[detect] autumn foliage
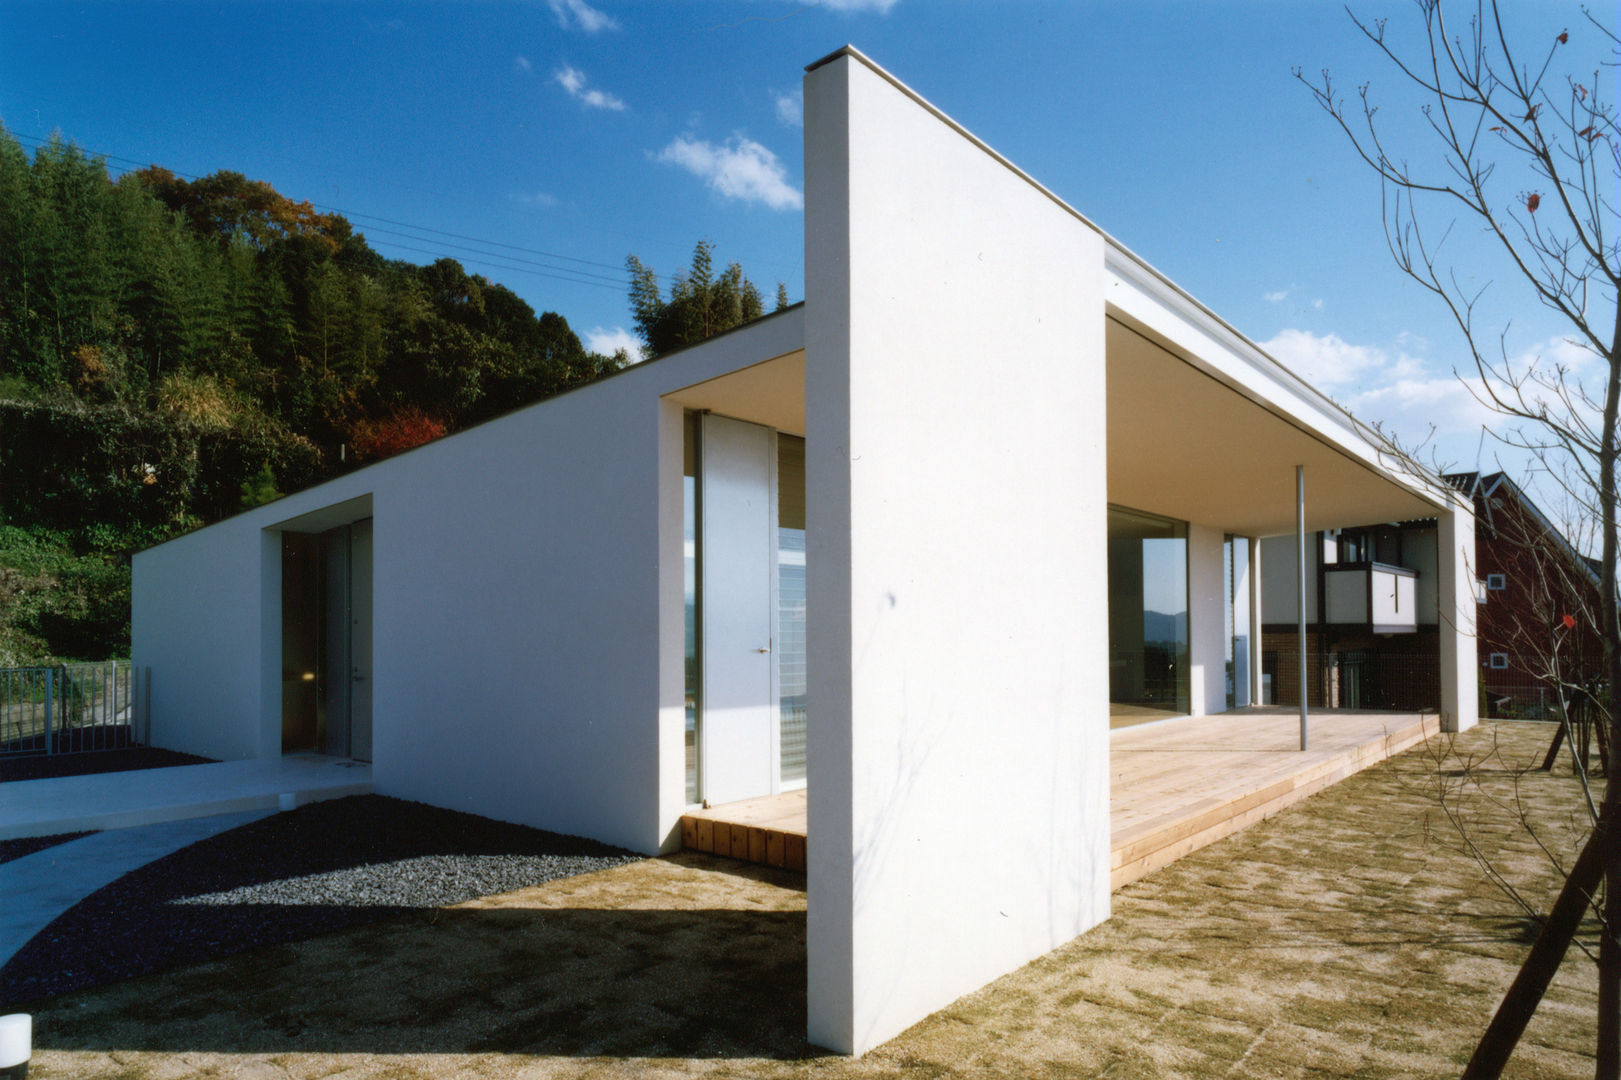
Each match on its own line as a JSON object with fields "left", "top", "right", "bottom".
{"left": 345, "top": 407, "right": 447, "bottom": 462}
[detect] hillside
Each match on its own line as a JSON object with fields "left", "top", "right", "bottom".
{"left": 0, "top": 128, "right": 627, "bottom": 664}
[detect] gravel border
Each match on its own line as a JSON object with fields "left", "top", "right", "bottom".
{"left": 0, "top": 831, "right": 95, "bottom": 865}
{"left": 0, "top": 794, "right": 640, "bottom": 1007}
{"left": 0, "top": 746, "right": 216, "bottom": 783}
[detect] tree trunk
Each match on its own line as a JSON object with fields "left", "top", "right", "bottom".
{"left": 1465, "top": 809, "right": 1610, "bottom": 1077}
{"left": 1594, "top": 293, "right": 1621, "bottom": 1079}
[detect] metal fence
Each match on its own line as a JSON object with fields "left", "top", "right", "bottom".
{"left": 1, "top": 661, "right": 146, "bottom": 756}
{"left": 1262, "top": 651, "right": 1440, "bottom": 712}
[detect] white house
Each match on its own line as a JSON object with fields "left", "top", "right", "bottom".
{"left": 132, "top": 47, "right": 1478, "bottom": 1055}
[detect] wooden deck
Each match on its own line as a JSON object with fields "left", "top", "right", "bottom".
{"left": 680, "top": 709, "right": 1439, "bottom": 885}
{"left": 680, "top": 788, "right": 807, "bottom": 871}
{"left": 1109, "top": 708, "right": 1437, "bottom": 888}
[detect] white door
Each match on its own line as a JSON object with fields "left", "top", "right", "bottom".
{"left": 349, "top": 518, "right": 374, "bottom": 762}
{"left": 700, "top": 414, "right": 776, "bottom": 805}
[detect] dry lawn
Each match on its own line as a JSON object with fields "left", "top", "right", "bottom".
{"left": 26, "top": 720, "right": 1601, "bottom": 1078}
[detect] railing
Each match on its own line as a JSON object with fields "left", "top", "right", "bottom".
{"left": 1, "top": 661, "right": 146, "bottom": 756}
{"left": 1263, "top": 651, "right": 1439, "bottom": 712}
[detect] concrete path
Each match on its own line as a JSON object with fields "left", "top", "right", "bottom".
{"left": 0, "top": 810, "right": 273, "bottom": 969}
{"left": 0, "top": 756, "right": 372, "bottom": 840}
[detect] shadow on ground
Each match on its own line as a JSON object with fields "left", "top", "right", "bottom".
{"left": 26, "top": 854, "right": 816, "bottom": 1062}
{"left": 37, "top": 905, "right": 810, "bottom": 1059}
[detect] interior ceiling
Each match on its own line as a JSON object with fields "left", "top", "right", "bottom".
{"left": 1106, "top": 317, "right": 1440, "bottom": 538}
{"left": 664, "top": 350, "right": 806, "bottom": 435}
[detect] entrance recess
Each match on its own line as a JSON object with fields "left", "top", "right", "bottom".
{"left": 280, "top": 517, "right": 373, "bottom": 760}
{"left": 699, "top": 414, "right": 777, "bottom": 805}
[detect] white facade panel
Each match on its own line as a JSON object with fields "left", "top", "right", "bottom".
{"left": 1188, "top": 524, "right": 1227, "bottom": 716}
{"left": 1408, "top": 525, "right": 1440, "bottom": 625}
{"left": 133, "top": 308, "right": 806, "bottom": 855}
{"left": 1259, "top": 534, "right": 1319, "bottom": 625}
{"left": 1325, "top": 569, "right": 1370, "bottom": 624}
{"left": 1369, "top": 567, "right": 1415, "bottom": 628}
{"left": 1438, "top": 501, "right": 1480, "bottom": 732}
{"left": 805, "top": 52, "right": 1110, "bottom": 1055}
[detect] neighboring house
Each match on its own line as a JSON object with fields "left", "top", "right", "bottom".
{"left": 1258, "top": 520, "right": 1441, "bottom": 711}
{"left": 1448, "top": 471, "right": 1609, "bottom": 718}
{"left": 1258, "top": 471, "right": 1605, "bottom": 719}
{"left": 132, "top": 48, "right": 1480, "bottom": 1055}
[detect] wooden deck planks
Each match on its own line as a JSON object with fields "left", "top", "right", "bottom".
{"left": 678, "top": 710, "right": 1438, "bottom": 884}
{"left": 680, "top": 788, "right": 807, "bottom": 872}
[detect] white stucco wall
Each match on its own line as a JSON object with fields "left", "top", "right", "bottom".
{"left": 1408, "top": 525, "right": 1440, "bottom": 625}
{"left": 804, "top": 51, "right": 1111, "bottom": 1055}
{"left": 1259, "top": 533, "right": 1321, "bottom": 625}
{"left": 133, "top": 308, "right": 806, "bottom": 855}
{"left": 1438, "top": 500, "right": 1480, "bottom": 732}
{"left": 1325, "top": 570, "right": 1369, "bottom": 624}
{"left": 1188, "top": 523, "right": 1227, "bottom": 716}
{"left": 1370, "top": 569, "right": 1416, "bottom": 627}
{"left": 133, "top": 529, "right": 281, "bottom": 762}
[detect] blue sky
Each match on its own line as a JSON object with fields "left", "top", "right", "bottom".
{"left": 2, "top": 0, "right": 1612, "bottom": 499}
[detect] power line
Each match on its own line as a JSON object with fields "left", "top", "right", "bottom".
{"left": 366, "top": 239, "right": 626, "bottom": 292}
{"left": 358, "top": 224, "right": 630, "bottom": 287}
{"left": 5, "top": 129, "right": 660, "bottom": 286}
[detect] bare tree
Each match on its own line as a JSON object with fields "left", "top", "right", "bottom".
{"left": 1297, "top": 1, "right": 1619, "bottom": 1072}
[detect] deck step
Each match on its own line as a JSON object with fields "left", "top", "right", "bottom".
{"left": 680, "top": 789, "right": 807, "bottom": 871}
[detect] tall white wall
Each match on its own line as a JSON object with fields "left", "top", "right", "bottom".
{"left": 1259, "top": 534, "right": 1319, "bottom": 625}
{"left": 133, "top": 529, "right": 280, "bottom": 761}
{"left": 1188, "top": 523, "right": 1227, "bottom": 716}
{"left": 804, "top": 51, "right": 1111, "bottom": 1055}
{"left": 1438, "top": 500, "right": 1480, "bottom": 732}
{"left": 1407, "top": 525, "right": 1440, "bottom": 626}
{"left": 133, "top": 309, "right": 805, "bottom": 855}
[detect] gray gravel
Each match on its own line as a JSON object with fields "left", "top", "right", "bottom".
{"left": 0, "top": 794, "right": 639, "bottom": 1007}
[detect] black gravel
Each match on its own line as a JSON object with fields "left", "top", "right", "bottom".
{"left": 0, "top": 831, "right": 95, "bottom": 864}
{"left": 0, "top": 794, "right": 640, "bottom": 1007}
{"left": 0, "top": 746, "right": 216, "bottom": 783}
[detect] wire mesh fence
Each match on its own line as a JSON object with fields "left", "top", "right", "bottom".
{"left": 1262, "top": 651, "right": 1441, "bottom": 712}
{"left": 1, "top": 661, "right": 144, "bottom": 756}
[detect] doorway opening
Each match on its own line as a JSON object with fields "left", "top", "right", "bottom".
{"left": 281, "top": 518, "right": 373, "bottom": 759}
{"left": 684, "top": 411, "right": 805, "bottom": 807}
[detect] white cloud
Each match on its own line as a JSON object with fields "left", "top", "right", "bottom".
{"left": 1261, "top": 328, "right": 1499, "bottom": 461}
{"left": 585, "top": 326, "right": 644, "bottom": 362}
{"left": 549, "top": 0, "right": 619, "bottom": 33}
{"left": 554, "top": 66, "right": 626, "bottom": 111}
{"left": 774, "top": 89, "right": 803, "bottom": 127}
{"left": 1263, "top": 289, "right": 1289, "bottom": 303}
{"left": 655, "top": 135, "right": 803, "bottom": 211}
{"left": 1312, "top": 298, "right": 1324, "bottom": 310}
{"left": 512, "top": 190, "right": 557, "bottom": 208}
{"left": 1262, "top": 329, "right": 1390, "bottom": 388}
{"left": 513, "top": 56, "right": 532, "bottom": 73}
{"left": 819, "top": 0, "right": 900, "bottom": 11}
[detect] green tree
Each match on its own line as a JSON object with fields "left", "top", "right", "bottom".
{"left": 626, "top": 240, "right": 781, "bottom": 359}
{"left": 238, "top": 461, "right": 280, "bottom": 510}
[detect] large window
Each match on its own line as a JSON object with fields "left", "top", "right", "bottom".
{"left": 684, "top": 412, "right": 701, "bottom": 805}
{"left": 1108, "top": 507, "right": 1190, "bottom": 722}
{"left": 1224, "top": 534, "right": 1251, "bottom": 709}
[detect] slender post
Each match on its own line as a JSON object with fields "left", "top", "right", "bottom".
{"left": 43, "top": 666, "right": 53, "bottom": 755}
{"left": 1296, "top": 465, "right": 1308, "bottom": 751}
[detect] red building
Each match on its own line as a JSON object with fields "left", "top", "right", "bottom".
{"left": 1260, "top": 472, "right": 1605, "bottom": 719}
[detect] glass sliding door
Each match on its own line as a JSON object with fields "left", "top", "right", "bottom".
{"left": 684, "top": 412, "right": 701, "bottom": 805}
{"left": 777, "top": 434, "right": 807, "bottom": 785}
{"left": 1224, "top": 534, "right": 1252, "bottom": 709}
{"left": 1107, "top": 506, "right": 1190, "bottom": 723}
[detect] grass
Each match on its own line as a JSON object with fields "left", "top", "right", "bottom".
{"left": 22, "top": 720, "right": 1601, "bottom": 1079}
